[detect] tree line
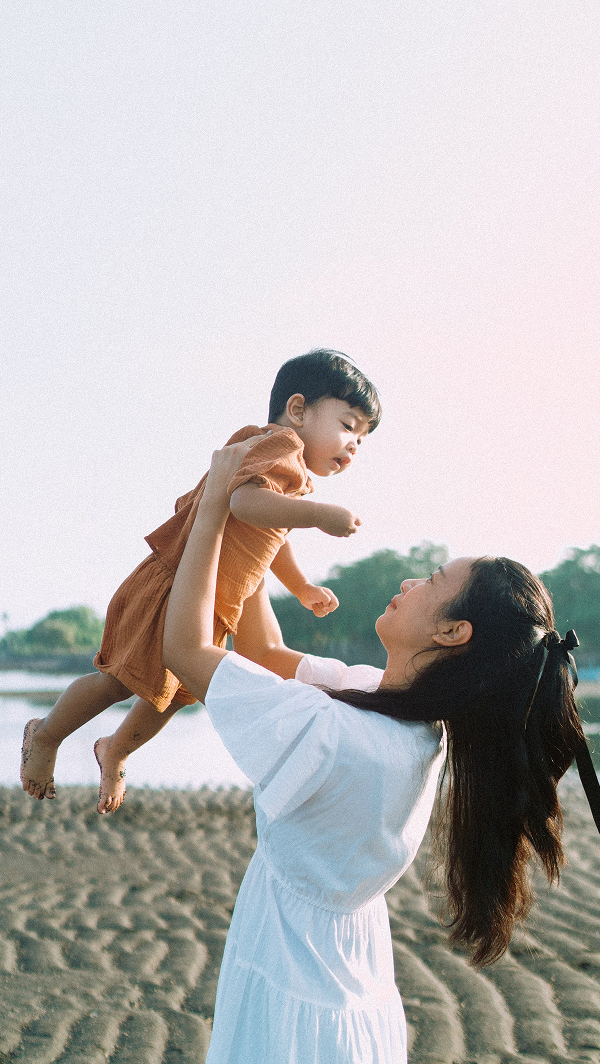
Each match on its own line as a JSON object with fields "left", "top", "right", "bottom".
{"left": 0, "top": 606, "right": 104, "bottom": 665}
{"left": 1, "top": 544, "right": 599, "bottom": 669}
{"left": 272, "top": 543, "right": 600, "bottom": 668}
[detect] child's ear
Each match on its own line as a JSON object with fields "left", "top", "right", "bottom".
{"left": 286, "top": 394, "right": 306, "bottom": 427}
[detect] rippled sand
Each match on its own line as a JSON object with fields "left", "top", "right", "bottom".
{"left": 1, "top": 779, "right": 599, "bottom": 1063}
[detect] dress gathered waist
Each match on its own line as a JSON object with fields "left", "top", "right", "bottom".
{"left": 255, "top": 841, "right": 390, "bottom": 916}
{"left": 227, "top": 848, "right": 398, "bottom": 1007}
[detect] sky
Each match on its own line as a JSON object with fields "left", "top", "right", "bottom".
{"left": 2, "top": 0, "right": 599, "bottom": 632}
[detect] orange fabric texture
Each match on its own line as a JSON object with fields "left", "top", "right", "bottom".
{"left": 94, "top": 425, "right": 312, "bottom": 711}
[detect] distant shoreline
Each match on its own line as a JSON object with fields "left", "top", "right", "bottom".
{"left": 0, "top": 653, "right": 96, "bottom": 673}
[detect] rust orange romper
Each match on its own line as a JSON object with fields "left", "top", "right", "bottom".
{"left": 93, "top": 425, "right": 313, "bottom": 711}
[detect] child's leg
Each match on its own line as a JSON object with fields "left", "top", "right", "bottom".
{"left": 20, "top": 672, "right": 134, "bottom": 801}
{"left": 94, "top": 697, "right": 182, "bottom": 815}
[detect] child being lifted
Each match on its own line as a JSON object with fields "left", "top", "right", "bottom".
{"left": 21, "top": 349, "right": 381, "bottom": 813}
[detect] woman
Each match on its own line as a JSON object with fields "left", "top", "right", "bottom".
{"left": 163, "top": 439, "right": 589, "bottom": 1064}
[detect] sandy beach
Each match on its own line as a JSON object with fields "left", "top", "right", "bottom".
{"left": 1, "top": 778, "right": 599, "bottom": 1064}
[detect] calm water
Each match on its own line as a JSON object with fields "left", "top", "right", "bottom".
{"left": 2, "top": 670, "right": 599, "bottom": 790}
{"left": 0, "top": 671, "right": 250, "bottom": 790}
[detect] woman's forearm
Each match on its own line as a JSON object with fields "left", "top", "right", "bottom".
{"left": 163, "top": 443, "right": 264, "bottom": 702}
{"left": 163, "top": 491, "right": 229, "bottom": 702}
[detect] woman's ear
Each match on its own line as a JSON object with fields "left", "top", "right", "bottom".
{"left": 286, "top": 394, "right": 306, "bottom": 427}
{"left": 432, "top": 619, "right": 473, "bottom": 648}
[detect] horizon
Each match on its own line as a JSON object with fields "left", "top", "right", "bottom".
{"left": 3, "top": 538, "right": 599, "bottom": 634}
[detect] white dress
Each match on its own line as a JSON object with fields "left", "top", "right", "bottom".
{"left": 204, "top": 652, "right": 444, "bottom": 1064}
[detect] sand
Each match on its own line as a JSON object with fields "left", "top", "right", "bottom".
{"left": 1, "top": 779, "right": 599, "bottom": 1064}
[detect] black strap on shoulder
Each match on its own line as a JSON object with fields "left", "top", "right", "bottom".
{"left": 575, "top": 740, "right": 600, "bottom": 834}
{"left": 550, "top": 629, "right": 600, "bottom": 834}
{"left": 562, "top": 629, "right": 600, "bottom": 834}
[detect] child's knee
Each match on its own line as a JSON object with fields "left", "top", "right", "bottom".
{"left": 96, "top": 672, "right": 133, "bottom": 701}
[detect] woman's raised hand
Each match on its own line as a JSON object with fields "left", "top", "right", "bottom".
{"left": 203, "top": 432, "right": 270, "bottom": 509}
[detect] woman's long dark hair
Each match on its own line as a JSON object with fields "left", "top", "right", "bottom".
{"left": 327, "top": 558, "right": 585, "bottom": 967}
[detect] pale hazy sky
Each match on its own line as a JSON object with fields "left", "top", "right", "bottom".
{"left": 2, "top": 0, "right": 599, "bottom": 630}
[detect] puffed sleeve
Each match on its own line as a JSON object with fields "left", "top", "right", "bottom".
{"left": 227, "top": 427, "right": 312, "bottom": 498}
{"left": 205, "top": 652, "right": 339, "bottom": 822}
{"left": 295, "top": 653, "right": 384, "bottom": 692}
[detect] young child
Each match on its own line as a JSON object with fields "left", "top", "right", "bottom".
{"left": 21, "top": 349, "right": 381, "bottom": 813}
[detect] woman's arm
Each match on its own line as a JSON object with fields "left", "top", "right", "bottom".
{"left": 232, "top": 579, "right": 304, "bottom": 680}
{"left": 163, "top": 440, "right": 262, "bottom": 703}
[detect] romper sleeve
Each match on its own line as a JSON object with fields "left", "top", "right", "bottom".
{"left": 227, "top": 427, "right": 312, "bottom": 498}
{"left": 205, "top": 652, "right": 339, "bottom": 822}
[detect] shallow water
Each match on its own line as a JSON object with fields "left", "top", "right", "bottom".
{"left": 0, "top": 674, "right": 250, "bottom": 790}
{"left": 2, "top": 671, "right": 599, "bottom": 789}
{"left": 0, "top": 670, "right": 95, "bottom": 693}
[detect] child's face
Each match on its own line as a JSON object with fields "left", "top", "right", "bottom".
{"left": 294, "top": 398, "right": 371, "bottom": 477}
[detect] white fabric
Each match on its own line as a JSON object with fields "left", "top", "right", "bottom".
{"left": 204, "top": 652, "right": 444, "bottom": 1064}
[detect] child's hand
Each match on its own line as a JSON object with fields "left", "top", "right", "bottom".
{"left": 297, "top": 584, "right": 339, "bottom": 618}
{"left": 316, "top": 504, "right": 361, "bottom": 538}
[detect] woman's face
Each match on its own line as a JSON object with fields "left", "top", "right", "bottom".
{"left": 376, "top": 557, "right": 475, "bottom": 655}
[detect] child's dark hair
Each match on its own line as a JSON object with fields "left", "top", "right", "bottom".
{"left": 268, "top": 349, "right": 381, "bottom": 430}
{"left": 326, "top": 557, "right": 585, "bottom": 967}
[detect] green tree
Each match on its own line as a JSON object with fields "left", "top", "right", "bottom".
{"left": 539, "top": 546, "right": 600, "bottom": 663}
{"left": 0, "top": 606, "right": 105, "bottom": 660}
{"left": 272, "top": 542, "right": 449, "bottom": 667}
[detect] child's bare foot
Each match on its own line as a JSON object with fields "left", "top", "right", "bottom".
{"left": 20, "top": 719, "right": 58, "bottom": 800}
{"left": 94, "top": 737, "right": 127, "bottom": 814}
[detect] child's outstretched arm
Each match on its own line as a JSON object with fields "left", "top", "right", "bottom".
{"left": 230, "top": 483, "right": 361, "bottom": 538}
{"left": 270, "top": 540, "right": 339, "bottom": 618}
